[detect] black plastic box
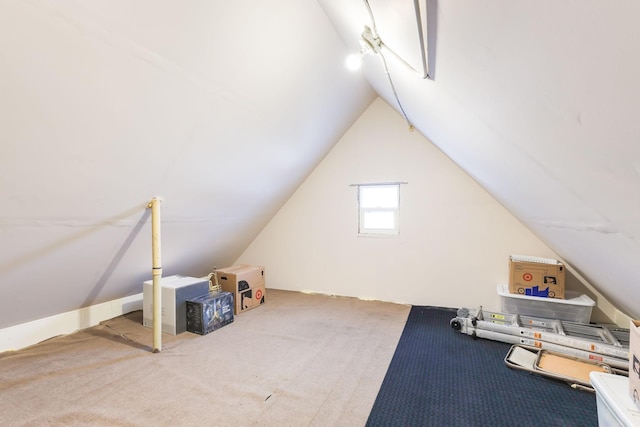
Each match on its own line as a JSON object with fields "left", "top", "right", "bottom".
{"left": 186, "top": 291, "right": 234, "bottom": 335}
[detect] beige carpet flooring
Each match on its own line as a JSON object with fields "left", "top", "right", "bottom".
{"left": 0, "top": 289, "right": 410, "bottom": 427}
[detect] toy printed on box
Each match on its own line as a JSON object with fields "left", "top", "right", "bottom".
{"left": 518, "top": 275, "right": 558, "bottom": 297}
{"left": 520, "top": 284, "right": 554, "bottom": 298}
{"left": 204, "top": 297, "right": 230, "bottom": 329}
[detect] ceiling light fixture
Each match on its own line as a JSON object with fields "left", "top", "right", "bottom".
{"left": 349, "top": 21, "right": 414, "bottom": 131}
{"left": 344, "top": 26, "right": 381, "bottom": 71}
{"left": 360, "top": 25, "right": 381, "bottom": 55}
{"left": 345, "top": 52, "right": 364, "bottom": 71}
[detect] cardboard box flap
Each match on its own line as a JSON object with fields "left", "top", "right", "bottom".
{"left": 217, "top": 265, "right": 264, "bottom": 289}
{"left": 510, "top": 254, "right": 563, "bottom": 265}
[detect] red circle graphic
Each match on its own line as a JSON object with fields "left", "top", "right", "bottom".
{"left": 523, "top": 273, "right": 533, "bottom": 281}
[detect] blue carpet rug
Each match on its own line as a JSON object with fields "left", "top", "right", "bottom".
{"left": 366, "top": 306, "right": 598, "bottom": 427}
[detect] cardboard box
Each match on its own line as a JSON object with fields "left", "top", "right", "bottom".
{"left": 217, "top": 264, "right": 265, "bottom": 314}
{"left": 630, "top": 320, "right": 640, "bottom": 410}
{"left": 509, "top": 255, "right": 565, "bottom": 299}
{"left": 186, "top": 291, "right": 234, "bottom": 335}
{"left": 142, "top": 275, "right": 210, "bottom": 335}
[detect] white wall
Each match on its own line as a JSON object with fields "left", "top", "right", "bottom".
{"left": 0, "top": 293, "right": 142, "bottom": 353}
{"left": 0, "top": 1, "right": 375, "bottom": 330}
{"left": 237, "top": 98, "right": 561, "bottom": 312}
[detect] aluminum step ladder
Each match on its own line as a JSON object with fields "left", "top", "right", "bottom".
{"left": 450, "top": 307, "right": 630, "bottom": 371}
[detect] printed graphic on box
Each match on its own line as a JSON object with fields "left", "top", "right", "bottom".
{"left": 186, "top": 291, "right": 234, "bottom": 335}
{"left": 632, "top": 355, "right": 639, "bottom": 402}
{"left": 238, "top": 280, "right": 265, "bottom": 311}
{"left": 217, "top": 265, "right": 266, "bottom": 314}
{"left": 631, "top": 320, "right": 640, "bottom": 409}
{"left": 508, "top": 255, "right": 565, "bottom": 299}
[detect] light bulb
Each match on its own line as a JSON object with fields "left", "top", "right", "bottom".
{"left": 345, "top": 53, "right": 362, "bottom": 71}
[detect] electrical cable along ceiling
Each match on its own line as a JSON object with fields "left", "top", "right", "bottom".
{"left": 319, "top": 0, "right": 640, "bottom": 321}
{"left": 353, "top": 0, "right": 434, "bottom": 130}
{"left": 3, "top": 0, "right": 640, "bottom": 350}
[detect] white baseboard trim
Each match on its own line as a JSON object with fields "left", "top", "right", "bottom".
{"left": 0, "top": 293, "right": 143, "bottom": 353}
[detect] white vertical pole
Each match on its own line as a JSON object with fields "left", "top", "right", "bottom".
{"left": 149, "top": 197, "right": 162, "bottom": 353}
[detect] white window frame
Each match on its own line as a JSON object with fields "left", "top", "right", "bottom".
{"left": 357, "top": 183, "right": 401, "bottom": 236}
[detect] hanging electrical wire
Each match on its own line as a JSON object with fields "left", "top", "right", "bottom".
{"left": 362, "top": 0, "right": 415, "bottom": 131}
{"left": 363, "top": 0, "right": 378, "bottom": 37}
{"left": 379, "top": 50, "right": 414, "bottom": 131}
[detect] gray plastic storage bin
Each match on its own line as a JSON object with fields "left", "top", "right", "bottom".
{"left": 497, "top": 284, "right": 595, "bottom": 323}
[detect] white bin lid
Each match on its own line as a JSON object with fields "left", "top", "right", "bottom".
{"left": 590, "top": 372, "right": 640, "bottom": 426}
{"left": 497, "top": 284, "right": 595, "bottom": 307}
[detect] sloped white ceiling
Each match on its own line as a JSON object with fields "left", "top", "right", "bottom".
{"left": 2, "top": 0, "right": 639, "bottom": 331}
{"left": 318, "top": 0, "right": 640, "bottom": 319}
{"left": 0, "top": 0, "right": 374, "bottom": 328}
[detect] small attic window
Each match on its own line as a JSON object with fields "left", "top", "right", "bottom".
{"left": 357, "top": 183, "right": 401, "bottom": 236}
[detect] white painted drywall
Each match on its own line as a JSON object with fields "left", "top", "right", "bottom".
{"left": 0, "top": 0, "right": 375, "bottom": 330}
{"left": 238, "top": 98, "right": 566, "bottom": 312}
{"left": 318, "top": 0, "right": 640, "bottom": 320}
{"left": 0, "top": 293, "right": 142, "bottom": 353}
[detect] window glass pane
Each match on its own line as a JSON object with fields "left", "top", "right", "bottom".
{"left": 360, "top": 185, "right": 398, "bottom": 208}
{"left": 357, "top": 183, "right": 401, "bottom": 236}
{"left": 363, "top": 210, "right": 395, "bottom": 229}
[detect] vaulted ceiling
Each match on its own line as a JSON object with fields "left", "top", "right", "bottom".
{"left": 0, "top": 0, "right": 374, "bottom": 329}
{"left": 1, "top": 0, "right": 639, "bottom": 330}
{"left": 319, "top": 0, "right": 640, "bottom": 320}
